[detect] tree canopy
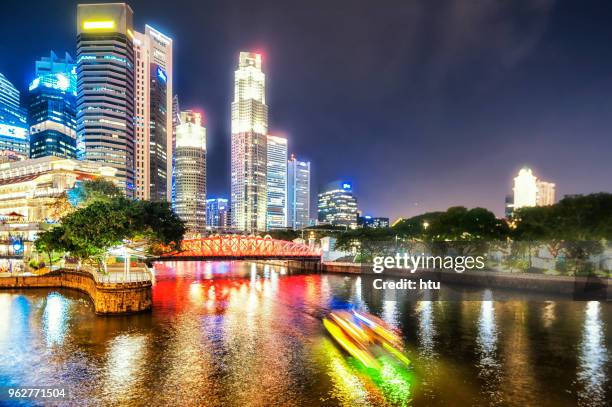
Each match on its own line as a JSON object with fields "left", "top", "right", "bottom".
{"left": 35, "top": 196, "right": 185, "bottom": 271}
{"left": 69, "top": 178, "right": 123, "bottom": 207}
{"left": 327, "top": 194, "right": 611, "bottom": 263}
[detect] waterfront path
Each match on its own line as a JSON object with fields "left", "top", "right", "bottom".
{"left": 0, "top": 268, "right": 152, "bottom": 314}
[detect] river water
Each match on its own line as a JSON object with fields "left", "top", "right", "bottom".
{"left": 0, "top": 261, "right": 610, "bottom": 406}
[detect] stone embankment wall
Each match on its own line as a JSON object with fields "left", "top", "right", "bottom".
{"left": 322, "top": 262, "right": 611, "bottom": 298}
{"left": 0, "top": 270, "right": 152, "bottom": 314}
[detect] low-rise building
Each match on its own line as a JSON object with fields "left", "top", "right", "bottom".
{"left": 0, "top": 156, "right": 116, "bottom": 224}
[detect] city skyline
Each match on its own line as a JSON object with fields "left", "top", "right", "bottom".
{"left": 1, "top": 0, "right": 611, "bottom": 220}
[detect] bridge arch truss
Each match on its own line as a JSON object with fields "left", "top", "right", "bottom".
{"left": 161, "top": 235, "right": 321, "bottom": 260}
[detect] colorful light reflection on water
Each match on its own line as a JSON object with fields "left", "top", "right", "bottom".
{"left": 0, "top": 261, "right": 609, "bottom": 406}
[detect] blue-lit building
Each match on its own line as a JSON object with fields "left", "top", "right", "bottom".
{"left": 0, "top": 72, "right": 28, "bottom": 158}
{"left": 358, "top": 216, "right": 390, "bottom": 228}
{"left": 317, "top": 180, "right": 359, "bottom": 229}
{"left": 28, "top": 52, "right": 77, "bottom": 159}
{"left": 206, "top": 198, "right": 229, "bottom": 229}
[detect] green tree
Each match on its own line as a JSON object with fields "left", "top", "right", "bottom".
{"left": 392, "top": 212, "right": 442, "bottom": 240}
{"left": 424, "top": 206, "right": 509, "bottom": 255}
{"left": 61, "top": 199, "right": 131, "bottom": 272}
{"left": 132, "top": 200, "right": 186, "bottom": 252}
{"left": 73, "top": 178, "right": 123, "bottom": 206}
{"left": 512, "top": 205, "right": 564, "bottom": 268}
{"left": 37, "top": 197, "right": 186, "bottom": 272}
{"left": 34, "top": 225, "right": 68, "bottom": 268}
{"left": 335, "top": 227, "right": 396, "bottom": 262}
{"left": 513, "top": 193, "right": 612, "bottom": 275}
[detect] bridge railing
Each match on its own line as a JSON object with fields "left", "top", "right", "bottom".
{"left": 163, "top": 235, "right": 321, "bottom": 258}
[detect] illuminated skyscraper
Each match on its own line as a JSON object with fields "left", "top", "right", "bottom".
{"left": 231, "top": 52, "right": 268, "bottom": 232}
{"left": 513, "top": 168, "right": 538, "bottom": 209}
{"left": 317, "top": 181, "right": 359, "bottom": 229}
{"left": 173, "top": 110, "right": 206, "bottom": 233}
{"left": 266, "top": 135, "right": 287, "bottom": 229}
{"left": 512, "top": 167, "right": 556, "bottom": 211}
{"left": 0, "top": 72, "right": 28, "bottom": 157}
{"left": 206, "top": 198, "right": 229, "bottom": 229}
{"left": 133, "top": 25, "right": 173, "bottom": 201}
{"left": 28, "top": 52, "right": 77, "bottom": 159}
{"left": 536, "top": 180, "right": 555, "bottom": 206}
{"left": 171, "top": 94, "right": 179, "bottom": 199}
{"left": 76, "top": 3, "right": 135, "bottom": 196}
{"left": 287, "top": 154, "right": 310, "bottom": 230}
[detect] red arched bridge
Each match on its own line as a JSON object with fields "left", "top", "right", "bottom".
{"left": 159, "top": 235, "right": 322, "bottom": 261}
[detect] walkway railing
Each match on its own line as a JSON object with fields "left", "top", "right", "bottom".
{"left": 67, "top": 264, "right": 154, "bottom": 284}
{"left": 91, "top": 270, "right": 153, "bottom": 284}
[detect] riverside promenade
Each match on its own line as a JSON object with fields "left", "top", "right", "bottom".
{"left": 322, "top": 262, "right": 611, "bottom": 298}
{"left": 0, "top": 267, "right": 152, "bottom": 314}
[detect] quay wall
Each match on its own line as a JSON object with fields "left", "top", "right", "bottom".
{"left": 0, "top": 270, "right": 152, "bottom": 314}
{"left": 322, "top": 262, "right": 611, "bottom": 298}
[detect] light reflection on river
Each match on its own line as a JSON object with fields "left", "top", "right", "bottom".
{"left": 0, "top": 261, "right": 610, "bottom": 406}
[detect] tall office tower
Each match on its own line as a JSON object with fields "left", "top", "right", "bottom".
{"left": 266, "top": 135, "right": 287, "bottom": 229}
{"left": 536, "top": 180, "right": 556, "bottom": 206}
{"left": 287, "top": 154, "right": 310, "bottom": 230}
{"left": 317, "top": 181, "right": 359, "bottom": 229}
{"left": 206, "top": 198, "right": 229, "bottom": 229}
{"left": 28, "top": 52, "right": 77, "bottom": 159}
{"left": 76, "top": 3, "right": 136, "bottom": 196}
{"left": 513, "top": 168, "right": 538, "bottom": 209}
{"left": 231, "top": 52, "right": 268, "bottom": 232}
{"left": 512, "top": 167, "right": 556, "bottom": 210}
{"left": 34, "top": 51, "right": 77, "bottom": 87}
{"left": 173, "top": 110, "right": 206, "bottom": 234}
{"left": 133, "top": 26, "right": 173, "bottom": 201}
{"left": 0, "top": 73, "right": 28, "bottom": 157}
{"left": 504, "top": 194, "right": 514, "bottom": 218}
{"left": 170, "top": 94, "right": 179, "bottom": 199}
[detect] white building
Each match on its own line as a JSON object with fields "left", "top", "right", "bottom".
{"left": 133, "top": 25, "right": 173, "bottom": 202}
{"left": 172, "top": 111, "right": 206, "bottom": 234}
{"left": 266, "top": 135, "right": 287, "bottom": 229}
{"left": 536, "top": 180, "right": 555, "bottom": 206}
{"left": 287, "top": 154, "right": 310, "bottom": 230}
{"left": 512, "top": 167, "right": 556, "bottom": 210}
{"left": 0, "top": 156, "right": 116, "bottom": 222}
{"left": 231, "top": 52, "right": 268, "bottom": 232}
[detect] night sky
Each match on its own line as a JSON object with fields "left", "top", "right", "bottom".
{"left": 2, "top": 0, "right": 611, "bottom": 220}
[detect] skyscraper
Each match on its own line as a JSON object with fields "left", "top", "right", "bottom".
{"left": 231, "top": 52, "right": 268, "bottom": 232}
{"left": 173, "top": 110, "right": 206, "bottom": 234}
{"left": 133, "top": 25, "right": 173, "bottom": 201}
{"left": 536, "top": 180, "right": 556, "bottom": 206}
{"left": 513, "top": 168, "right": 538, "bottom": 209}
{"left": 266, "top": 135, "right": 287, "bottom": 229}
{"left": 28, "top": 52, "right": 77, "bottom": 159}
{"left": 76, "top": 3, "right": 135, "bottom": 196}
{"left": 287, "top": 154, "right": 310, "bottom": 230}
{"left": 206, "top": 198, "right": 229, "bottom": 229}
{"left": 511, "top": 167, "right": 556, "bottom": 211}
{"left": 317, "top": 181, "right": 359, "bottom": 229}
{"left": 0, "top": 72, "right": 28, "bottom": 157}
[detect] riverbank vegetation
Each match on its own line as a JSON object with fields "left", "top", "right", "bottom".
{"left": 34, "top": 180, "right": 185, "bottom": 272}
{"left": 326, "top": 194, "right": 611, "bottom": 276}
